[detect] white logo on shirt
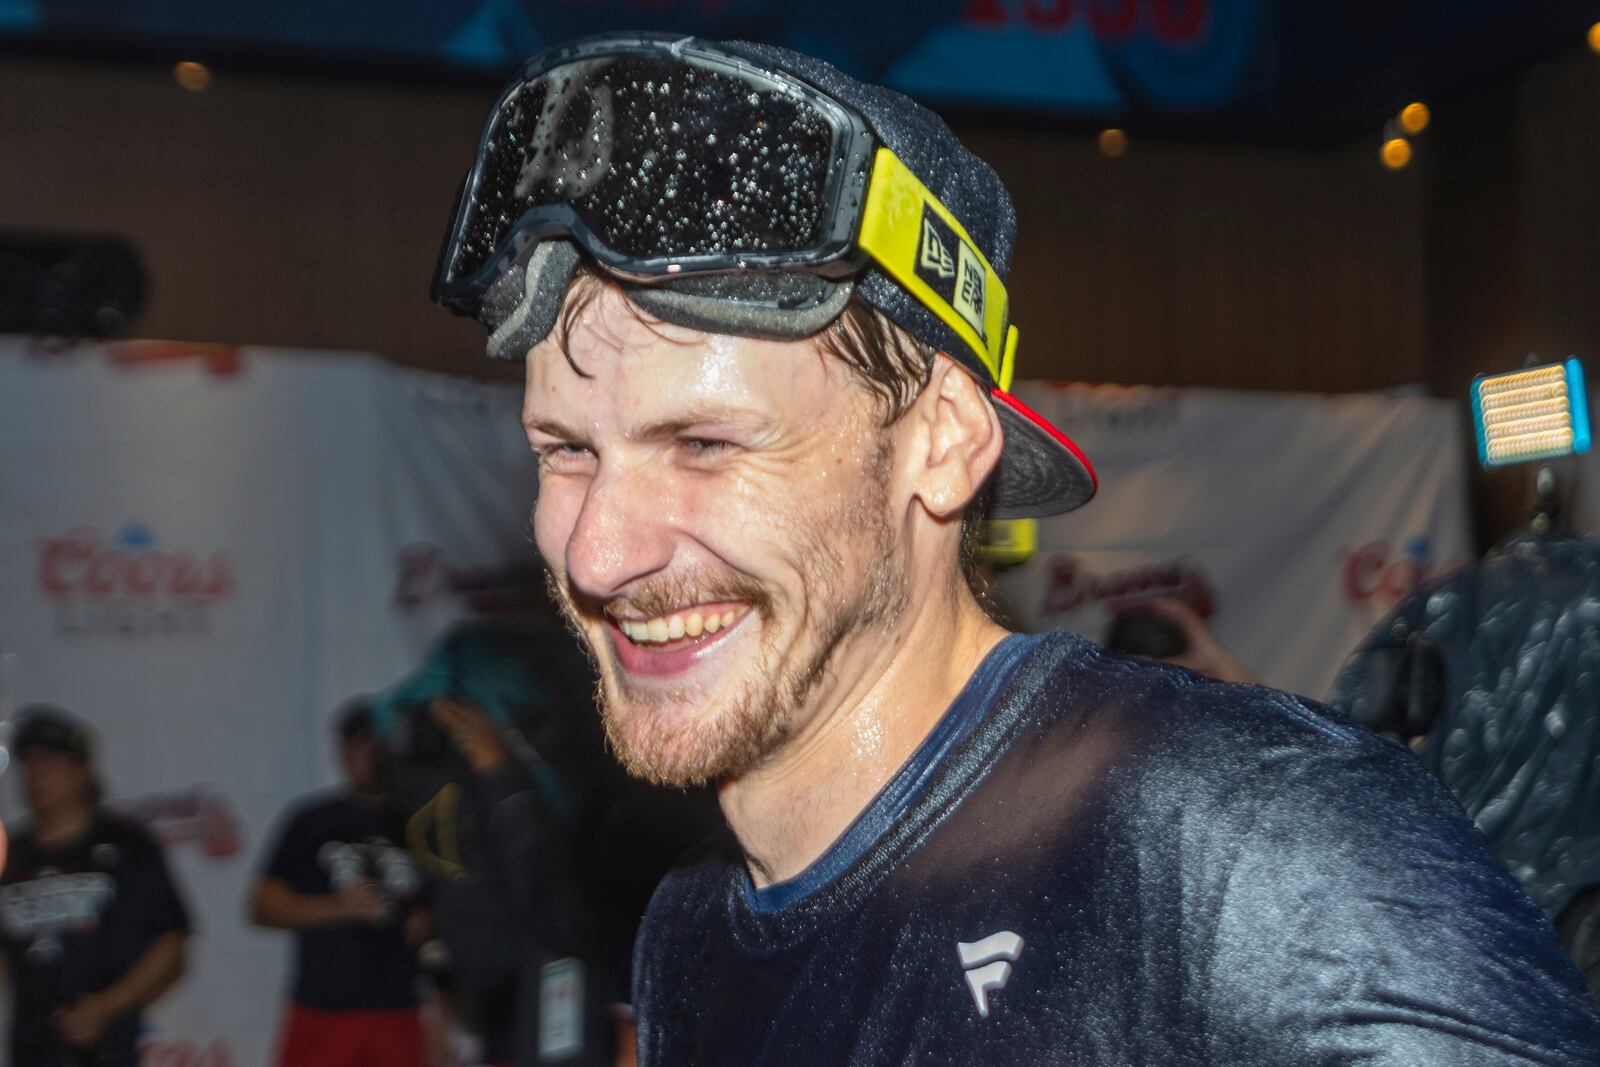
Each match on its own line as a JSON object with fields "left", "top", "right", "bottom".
{"left": 0, "top": 872, "right": 116, "bottom": 941}
{"left": 957, "top": 930, "right": 1024, "bottom": 1019}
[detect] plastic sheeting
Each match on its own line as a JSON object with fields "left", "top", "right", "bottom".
{"left": 1330, "top": 532, "right": 1600, "bottom": 920}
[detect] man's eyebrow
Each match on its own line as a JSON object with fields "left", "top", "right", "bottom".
{"left": 522, "top": 417, "right": 584, "bottom": 440}
{"left": 523, "top": 404, "right": 769, "bottom": 441}
{"left": 632, "top": 404, "right": 767, "bottom": 440}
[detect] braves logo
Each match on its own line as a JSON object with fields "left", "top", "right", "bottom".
{"left": 1039, "top": 554, "right": 1215, "bottom": 618}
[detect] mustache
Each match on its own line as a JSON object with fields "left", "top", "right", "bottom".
{"left": 550, "top": 568, "right": 773, "bottom": 623}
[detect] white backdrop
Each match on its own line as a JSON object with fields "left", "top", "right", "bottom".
{"left": 0, "top": 342, "right": 1472, "bottom": 1063}
{"left": 0, "top": 339, "right": 539, "bottom": 1067}
{"left": 994, "top": 382, "right": 1473, "bottom": 699}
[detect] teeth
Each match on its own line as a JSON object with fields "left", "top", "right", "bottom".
{"left": 619, "top": 607, "right": 741, "bottom": 644}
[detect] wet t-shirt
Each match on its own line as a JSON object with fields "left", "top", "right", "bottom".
{"left": 260, "top": 791, "right": 422, "bottom": 1011}
{"left": 635, "top": 632, "right": 1600, "bottom": 1065}
{"left": 0, "top": 812, "right": 191, "bottom": 1067}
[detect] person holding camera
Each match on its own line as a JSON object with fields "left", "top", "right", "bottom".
{"left": 249, "top": 700, "right": 427, "bottom": 1067}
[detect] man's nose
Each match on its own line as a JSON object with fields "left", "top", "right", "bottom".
{"left": 563, "top": 462, "right": 676, "bottom": 599}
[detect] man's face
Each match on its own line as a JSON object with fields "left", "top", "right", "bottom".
{"left": 525, "top": 286, "right": 911, "bottom": 786}
{"left": 19, "top": 748, "right": 90, "bottom": 816}
{"left": 340, "top": 733, "right": 382, "bottom": 796}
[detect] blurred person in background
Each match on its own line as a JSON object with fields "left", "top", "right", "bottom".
{"left": 1332, "top": 525, "right": 1600, "bottom": 1008}
{"left": 373, "top": 617, "right": 717, "bottom": 1066}
{"left": 249, "top": 700, "right": 428, "bottom": 1067}
{"left": 1102, "top": 596, "right": 1256, "bottom": 683}
{"left": 431, "top": 34, "right": 1600, "bottom": 1063}
{"left": 423, "top": 696, "right": 617, "bottom": 1067}
{"left": 0, "top": 705, "right": 190, "bottom": 1067}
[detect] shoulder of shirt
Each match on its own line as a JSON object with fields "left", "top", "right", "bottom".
{"left": 94, "top": 809, "right": 167, "bottom": 853}
{"left": 1017, "top": 629, "right": 1427, "bottom": 804}
{"left": 1024, "top": 629, "right": 1370, "bottom": 738}
{"left": 280, "top": 787, "right": 357, "bottom": 824}
{"left": 638, "top": 829, "right": 740, "bottom": 944}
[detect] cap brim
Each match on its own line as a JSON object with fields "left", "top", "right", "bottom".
{"left": 988, "top": 388, "right": 1097, "bottom": 518}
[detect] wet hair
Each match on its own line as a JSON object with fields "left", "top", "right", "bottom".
{"left": 555, "top": 265, "right": 935, "bottom": 422}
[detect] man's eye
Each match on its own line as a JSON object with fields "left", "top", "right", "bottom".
{"left": 536, "top": 443, "right": 594, "bottom": 469}
{"left": 681, "top": 438, "right": 732, "bottom": 455}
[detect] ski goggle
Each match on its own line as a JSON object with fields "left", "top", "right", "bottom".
{"left": 431, "top": 35, "right": 1017, "bottom": 389}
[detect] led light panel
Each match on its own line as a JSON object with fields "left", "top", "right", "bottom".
{"left": 1471, "top": 359, "right": 1591, "bottom": 468}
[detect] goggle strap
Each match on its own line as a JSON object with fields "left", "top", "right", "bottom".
{"left": 856, "top": 147, "right": 1011, "bottom": 383}
{"left": 1000, "top": 324, "right": 1019, "bottom": 393}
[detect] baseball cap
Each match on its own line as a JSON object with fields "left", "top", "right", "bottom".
{"left": 433, "top": 33, "right": 1097, "bottom": 517}
{"left": 12, "top": 704, "right": 95, "bottom": 762}
{"left": 719, "top": 40, "right": 1096, "bottom": 517}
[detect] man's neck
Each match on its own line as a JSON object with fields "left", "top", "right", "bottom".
{"left": 720, "top": 583, "right": 1008, "bottom": 888}
{"left": 33, "top": 801, "right": 95, "bottom": 849}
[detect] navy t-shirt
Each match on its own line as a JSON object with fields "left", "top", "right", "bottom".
{"left": 259, "top": 790, "right": 422, "bottom": 1012}
{"left": 0, "top": 811, "right": 191, "bottom": 1067}
{"left": 635, "top": 632, "right": 1600, "bottom": 1065}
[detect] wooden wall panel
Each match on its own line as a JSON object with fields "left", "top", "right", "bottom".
{"left": 971, "top": 127, "right": 1428, "bottom": 392}
{"left": 1, "top": 58, "right": 1427, "bottom": 392}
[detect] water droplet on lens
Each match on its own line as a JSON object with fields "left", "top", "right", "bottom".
{"left": 706, "top": 133, "right": 718, "bottom": 146}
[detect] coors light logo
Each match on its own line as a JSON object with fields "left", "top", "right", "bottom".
{"left": 36, "top": 522, "right": 233, "bottom": 637}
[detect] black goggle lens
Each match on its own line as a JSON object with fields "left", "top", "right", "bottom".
{"left": 450, "top": 54, "right": 838, "bottom": 284}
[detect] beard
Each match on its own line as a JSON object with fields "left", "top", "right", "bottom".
{"left": 547, "top": 443, "right": 908, "bottom": 787}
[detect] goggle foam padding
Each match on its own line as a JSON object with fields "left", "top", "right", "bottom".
{"left": 485, "top": 240, "right": 583, "bottom": 361}
{"left": 629, "top": 273, "right": 854, "bottom": 342}
{"left": 482, "top": 243, "right": 857, "bottom": 359}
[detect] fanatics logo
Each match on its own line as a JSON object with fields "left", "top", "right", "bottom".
{"left": 957, "top": 930, "right": 1024, "bottom": 1018}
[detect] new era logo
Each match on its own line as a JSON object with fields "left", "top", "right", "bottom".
{"left": 913, "top": 205, "right": 987, "bottom": 342}
{"left": 957, "top": 930, "right": 1024, "bottom": 1018}
{"left": 919, "top": 215, "right": 956, "bottom": 280}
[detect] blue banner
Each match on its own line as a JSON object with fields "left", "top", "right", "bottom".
{"left": 0, "top": 0, "right": 1585, "bottom": 123}
{"left": 0, "top": 0, "right": 1269, "bottom": 115}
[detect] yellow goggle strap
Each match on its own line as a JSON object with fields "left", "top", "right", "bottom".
{"left": 856, "top": 147, "right": 1017, "bottom": 391}
{"left": 973, "top": 518, "right": 1037, "bottom": 567}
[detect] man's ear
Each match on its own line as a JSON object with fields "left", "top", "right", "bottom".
{"left": 906, "top": 354, "right": 1004, "bottom": 519}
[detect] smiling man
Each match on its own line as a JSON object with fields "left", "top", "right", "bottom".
{"left": 433, "top": 33, "right": 1600, "bottom": 1065}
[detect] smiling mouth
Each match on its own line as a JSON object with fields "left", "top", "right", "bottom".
{"left": 610, "top": 603, "right": 751, "bottom": 650}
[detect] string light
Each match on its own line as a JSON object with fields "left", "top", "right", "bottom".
{"left": 1399, "top": 102, "right": 1430, "bottom": 135}
{"left": 173, "top": 61, "right": 212, "bottom": 92}
{"left": 1097, "top": 128, "right": 1128, "bottom": 158}
{"left": 1588, "top": 22, "right": 1600, "bottom": 54}
{"left": 1381, "top": 138, "right": 1413, "bottom": 170}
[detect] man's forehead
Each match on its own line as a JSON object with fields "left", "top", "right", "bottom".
{"left": 523, "top": 286, "right": 850, "bottom": 426}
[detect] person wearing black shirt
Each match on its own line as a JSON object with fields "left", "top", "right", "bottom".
{"left": 432, "top": 33, "right": 1600, "bottom": 1065}
{"left": 249, "top": 701, "right": 426, "bottom": 1067}
{"left": 0, "top": 705, "right": 191, "bottom": 1067}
